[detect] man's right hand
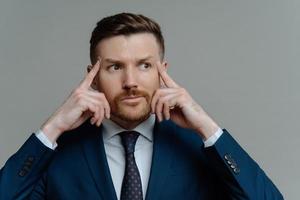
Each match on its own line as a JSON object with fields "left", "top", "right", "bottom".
{"left": 41, "top": 59, "right": 111, "bottom": 143}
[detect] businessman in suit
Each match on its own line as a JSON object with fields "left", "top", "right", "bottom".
{"left": 0, "top": 13, "right": 283, "bottom": 199}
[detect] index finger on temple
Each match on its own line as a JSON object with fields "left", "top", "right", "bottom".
{"left": 81, "top": 58, "right": 102, "bottom": 88}
{"left": 156, "top": 61, "right": 179, "bottom": 88}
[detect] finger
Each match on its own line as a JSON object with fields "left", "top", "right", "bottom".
{"left": 77, "top": 111, "right": 93, "bottom": 127}
{"left": 79, "top": 95, "right": 102, "bottom": 125}
{"left": 87, "top": 103, "right": 99, "bottom": 125}
{"left": 104, "top": 105, "right": 110, "bottom": 119}
{"left": 156, "top": 61, "right": 179, "bottom": 88}
{"left": 163, "top": 101, "right": 170, "bottom": 120}
{"left": 155, "top": 93, "right": 179, "bottom": 122}
{"left": 155, "top": 97, "right": 164, "bottom": 122}
{"left": 151, "top": 89, "right": 160, "bottom": 114}
{"left": 92, "top": 105, "right": 101, "bottom": 125}
{"left": 155, "top": 93, "right": 175, "bottom": 122}
{"left": 96, "top": 107, "right": 104, "bottom": 126}
{"left": 151, "top": 88, "right": 180, "bottom": 113}
{"left": 85, "top": 99, "right": 106, "bottom": 126}
{"left": 100, "top": 95, "right": 110, "bottom": 119}
{"left": 159, "top": 77, "right": 166, "bottom": 88}
{"left": 80, "top": 58, "right": 102, "bottom": 89}
{"left": 86, "top": 90, "right": 111, "bottom": 119}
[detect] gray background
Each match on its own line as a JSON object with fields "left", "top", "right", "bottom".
{"left": 0, "top": 0, "right": 298, "bottom": 199}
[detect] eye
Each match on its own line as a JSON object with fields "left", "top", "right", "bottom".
{"left": 139, "top": 63, "right": 152, "bottom": 70}
{"left": 108, "top": 64, "right": 121, "bottom": 71}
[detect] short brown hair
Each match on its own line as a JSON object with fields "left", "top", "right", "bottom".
{"left": 89, "top": 13, "right": 165, "bottom": 64}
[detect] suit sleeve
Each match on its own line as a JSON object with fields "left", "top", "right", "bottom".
{"left": 203, "top": 129, "right": 284, "bottom": 200}
{"left": 0, "top": 134, "right": 55, "bottom": 200}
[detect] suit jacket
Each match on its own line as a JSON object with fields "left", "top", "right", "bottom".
{"left": 0, "top": 120, "right": 283, "bottom": 199}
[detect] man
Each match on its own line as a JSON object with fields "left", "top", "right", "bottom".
{"left": 0, "top": 13, "right": 283, "bottom": 199}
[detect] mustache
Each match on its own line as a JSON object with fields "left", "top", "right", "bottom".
{"left": 115, "top": 89, "right": 150, "bottom": 102}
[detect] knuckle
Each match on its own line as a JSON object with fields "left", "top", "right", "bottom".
{"left": 74, "top": 88, "right": 83, "bottom": 95}
{"left": 179, "top": 87, "right": 186, "bottom": 94}
{"left": 100, "top": 109, "right": 105, "bottom": 116}
{"left": 178, "top": 94, "right": 186, "bottom": 102}
{"left": 94, "top": 100, "right": 102, "bottom": 107}
{"left": 94, "top": 104, "right": 100, "bottom": 110}
{"left": 74, "top": 89, "right": 83, "bottom": 100}
{"left": 164, "top": 108, "right": 169, "bottom": 116}
{"left": 164, "top": 101, "right": 169, "bottom": 107}
{"left": 163, "top": 107, "right": 168, "bottom": 113}
{"left": 154, "top": 89, "right": 162, "bottom": 96}
{"left": 155, "top": 103, "right": 160, "bottom": 111}
{"left": 157, "top": 98, "right": 164, "bottom": 105}
{"left": 162, "top": 95, "right": 170, "bottom": 101}
{"left": 98, "top": 105, "right": 105, "bottom": 112}
{"left": 89, "top": 103, "right": 96, "bottom": 110}
{"left": 77, "top": 98, "right": 86, "bottom": 107}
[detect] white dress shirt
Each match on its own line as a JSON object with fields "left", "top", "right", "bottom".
{"left": 35, "top": 114, "right": 223, "bottom": 200}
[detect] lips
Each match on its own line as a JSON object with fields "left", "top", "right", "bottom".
{"left": 120, "top": 96, "right": 144, "bottom": 105}
{"left": 121, "top": 96, "right": 143, "bottom": 100}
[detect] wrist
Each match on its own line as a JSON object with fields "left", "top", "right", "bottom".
{"left": 195, "top": 116, "right": 220, "bottom": 140}
{"left": 41, "top": 119, "right": 64, "bottom": 143}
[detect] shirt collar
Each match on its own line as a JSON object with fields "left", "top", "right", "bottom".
{"left": 102, "top": 114, "right": 155, "bottom": 142}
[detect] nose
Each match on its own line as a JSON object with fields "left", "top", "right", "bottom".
{"left": 122, "top": 67, "right": 138, "bottom": 90}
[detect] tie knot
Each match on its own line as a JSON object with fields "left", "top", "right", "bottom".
{"left": 119, "top": 131, "right": 140, "bottom": 154}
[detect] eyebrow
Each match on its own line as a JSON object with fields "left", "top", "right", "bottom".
{"left": 104, "top": 56, "right": 153, "bottom": 64}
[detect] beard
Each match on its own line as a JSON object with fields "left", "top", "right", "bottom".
{"left": 111, "top": 88, "right": 152, "bottom": 123}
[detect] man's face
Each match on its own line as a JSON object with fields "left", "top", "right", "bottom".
{"left": 94, "top": 33, "right": 165, "bottom": 123}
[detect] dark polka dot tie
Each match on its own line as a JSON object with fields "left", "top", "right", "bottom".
{"left": 119, "top": 131, "right": 143, "bottom": 200}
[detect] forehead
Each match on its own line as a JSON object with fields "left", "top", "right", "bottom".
{"left": 95, "top": 33, "right": 160, "bottom": 61}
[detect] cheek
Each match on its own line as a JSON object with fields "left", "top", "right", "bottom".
{"left": 141, "top": 73, "right": 160, "bottom": 89}
{"left": 97, "top": 77, "right": 119, "bottom": 98}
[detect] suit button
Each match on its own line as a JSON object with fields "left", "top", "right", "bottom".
{"left": 27, "top": 156, "right": 35, "bottom": 162}
{"left": 224, "top": 154, "right": 232, "bottom": 161}
{"left": 230, "top": 164, "right": 237, "bottom": 169}
{"left": 24, "top": 161, "right": 32, "bottom": 166}
{"left": 18, "top": 170, "right": 27, "bottom": 177}
{"left": 227, "top": 159, "right": 233, "bottom": 165}
{"left": 23, "top": 165, "right": 31, "bottom": 171}
{"left": 233, "top": 168, "right": 240, "bottom": 174}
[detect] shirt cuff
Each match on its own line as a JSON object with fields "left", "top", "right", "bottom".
{"left": 35, "top": 129, "right": 58, "bottom": 150}
{"left": 203, "top": 128, "right": 223, "bottom": 148}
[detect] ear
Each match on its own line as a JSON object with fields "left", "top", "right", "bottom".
{"left": 87, "top": 65, "right": 98, "bottom": 90}
{"left": 162, "top": 61, "right": 168, "bottom": 71}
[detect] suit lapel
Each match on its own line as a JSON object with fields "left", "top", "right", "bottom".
{"left": 81, "top": 124, "right": 117, "bottom": 200}
{"left": 79, "top": 120, "right": 177, "bottom": 200}
{"left": 145, "top": 120, "right": 177, "bottom": 200}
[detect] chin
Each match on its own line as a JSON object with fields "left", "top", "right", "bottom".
{"left": 115, "top": 104, "right": 151, "bottom": 122}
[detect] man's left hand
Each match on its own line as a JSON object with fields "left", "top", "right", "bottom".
{"left": 151, "top": 61, "right": 220, "bottom": 140}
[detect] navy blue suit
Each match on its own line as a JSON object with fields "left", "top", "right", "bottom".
{"left": 0, "top": 120, "right": 283, "bottom": 199}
